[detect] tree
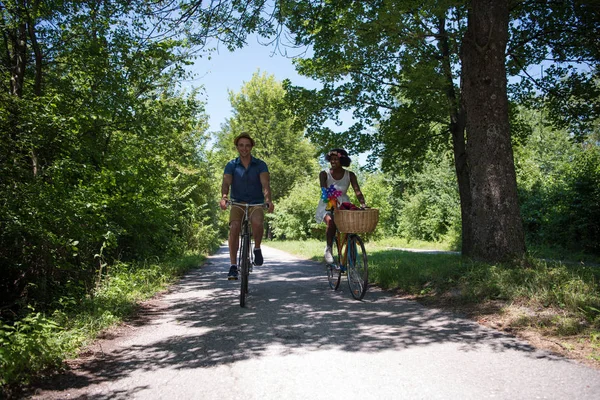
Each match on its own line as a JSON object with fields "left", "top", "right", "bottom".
{"left": 515, "top": 108, "right": 600, "bottom": 255}
{"left": 0, "top": 1, "right": 219, "bottom": 310}
{"left": 508, "top": 0, "right": 600, "bottom": 140}
{"left": 211, "top": 71, "right": 319, "bottom": 205}
{"left": 460, "top": 0, "right": 525, "bottom": 260}
{"left": 263, "top": 1, "right": 524, "bottom": 261}
{"left": 161, "top": 0, "right": 599, "bottom": 259}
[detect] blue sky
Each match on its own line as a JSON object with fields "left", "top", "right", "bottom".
{"left": 182, "top": 37, "right": 366, "bottom": 164}
{"left": 185, "top": 37, "right": 320, "bottom": 134}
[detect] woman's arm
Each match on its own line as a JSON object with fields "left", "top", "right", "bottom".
{"left": 319, "top": 170, "right": 328, "bottom": 188}
{"left": 349, "top": 171, "right": 366, "bottom": 208}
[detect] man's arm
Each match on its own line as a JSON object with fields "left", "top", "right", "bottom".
{"left": 259, "top": 171, "right": 274, "bottom": 213}
{"left": 219, "top": 173, "right": 232, "bottom": 210}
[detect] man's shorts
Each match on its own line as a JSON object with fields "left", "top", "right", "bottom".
{"left": 229, "top": 203, "right": 265, "bottom": 223}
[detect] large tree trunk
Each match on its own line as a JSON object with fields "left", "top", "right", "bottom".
{"left": 460, "top": 0, "right": 526, "bottom": 262}
{"left": 438, "top": 17, "right": 473, "bottom": 256}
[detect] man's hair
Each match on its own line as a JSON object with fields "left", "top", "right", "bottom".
{"left": 234, "top": 132, "right": 255, "bottom": 147}
{"left": 325, "top": 148, "right": 351, "bottom": 167}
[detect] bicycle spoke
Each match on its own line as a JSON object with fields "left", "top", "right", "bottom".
{"left": 347, "top": 235, "right": 368, "bottom": 300}
{"left": 327, "top": 237, "right": 342, "bottom": 290}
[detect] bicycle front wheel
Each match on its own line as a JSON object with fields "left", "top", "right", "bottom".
{"left": 347, "top": 235, "right": 368, "bottom": 300}
{"left": 326, "top": 237, "right": 342, "bottom": 290}
{"left": 239, "top": 234, "right": 250, "bottom": 307}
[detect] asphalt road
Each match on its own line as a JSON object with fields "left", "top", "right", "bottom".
{"left": 29, "top": 244, "right": 600, "bottom": 400}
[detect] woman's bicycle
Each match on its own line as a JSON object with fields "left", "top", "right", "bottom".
{"left": 229, "top": 201, "right": 267, "bottom": 307}
{"left": 326, "top": 208, "right": 379, "bottom": 300}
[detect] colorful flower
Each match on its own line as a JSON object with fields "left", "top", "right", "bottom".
{"left": 321, "top": 184, "right": 341, "bottom": 210}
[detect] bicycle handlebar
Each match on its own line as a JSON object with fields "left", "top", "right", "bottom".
{"left": 227, "top": 200, "right": 269, "bottom": 209}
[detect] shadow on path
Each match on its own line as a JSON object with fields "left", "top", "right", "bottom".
{"left": 30, "top": 245, "right": 574, "bottom": 398}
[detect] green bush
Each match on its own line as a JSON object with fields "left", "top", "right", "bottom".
{"left": 0, "top": 311, "right": 80, "bottom": 387}
{"left": 271, "top": 177, "right": 321, "bottom": 240}
{"left": 516, "top": 125, "right": 600, "bottom": 255}
{"left": 0, "top": 255, "right": 203, "bottom": 391}
{"left": 395, "top": 150, "right": 461, "bottom": 243}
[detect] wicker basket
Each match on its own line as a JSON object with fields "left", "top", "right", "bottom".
{"left": 334, "top": 208, "right": 379, "bottom": 233}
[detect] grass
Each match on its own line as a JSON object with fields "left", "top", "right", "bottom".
{"left": 267, "top": 238, "right": 600, "bottom": 363}
{"left": 0, "top": 253, "right": 205, "bottom": 396}
{"left": 527, "top": 244, "right": 600, "bottom": 265}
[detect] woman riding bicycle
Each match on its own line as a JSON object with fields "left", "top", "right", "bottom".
{"left": 315, "top": 148, "right": 366, "bottom": 264}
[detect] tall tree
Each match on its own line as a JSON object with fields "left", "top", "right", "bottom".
{"left": 460, "top": 0, "right": 525, "bottom": 260}
{"left": 0, "top": 0, "right": 217, "bottom": 309}
{"left": 266, "top": 0, "right": 596, "bottom": 261}
{"left": 269, "top": 0, "right": 527, "bottom": 261}
{"left": 212, "top": 71, "right": 319, "bottom": 204}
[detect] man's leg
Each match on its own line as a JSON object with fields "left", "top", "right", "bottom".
{"left": 229, "top": 220, "right": 241, "bottom": 265}
{"left": 250, "top": 208, "right": 265, "bottom": 266}
{"left": 227, "top": 207, "right": 243, "bottom": 280}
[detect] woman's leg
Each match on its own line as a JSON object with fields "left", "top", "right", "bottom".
{"left": 323, "top": 215, "right": 336, "bottom": 264}
{"left": 324, "top": 214, "right": 336, "bottom": 247}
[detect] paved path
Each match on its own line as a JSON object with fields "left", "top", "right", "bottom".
{"left": 30, "top": 245, "right": 600, "bottom": 399}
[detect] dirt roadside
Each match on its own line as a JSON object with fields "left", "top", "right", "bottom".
{"left": 385, "top": 247, "right": 600, "bottom": 370}
{"left": 413, "top": 294, "right": 600, "bottom": 371}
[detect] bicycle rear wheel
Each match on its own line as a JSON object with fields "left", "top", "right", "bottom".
{"left": 347, "top": 235, "right": 368, "bottom": 300}
{"left": 239, "top": 233, "right": 250, "bottom": 307}
{"left": 327, "top": 237, "right": 342, "bottom": 290}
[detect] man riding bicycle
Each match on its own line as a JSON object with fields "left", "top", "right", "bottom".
{"left": 219, "top": 132, "right": 274, "bottom": 280}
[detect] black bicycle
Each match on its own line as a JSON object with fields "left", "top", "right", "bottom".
{"left": 229, "top": 201, "right": 267, "bottom": 307}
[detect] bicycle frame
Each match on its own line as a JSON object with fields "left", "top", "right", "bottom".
{"left": 229, "top": 201, "right": 266, "bottom": 307}
{"left": 326, "top": 213, "right": 369, "bottom": 300}
{"left": 334, "top": 231, "right": 349, "bottom": 266}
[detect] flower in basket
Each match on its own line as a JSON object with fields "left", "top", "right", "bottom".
{"left": 321, "top": 184, "right": 342, "bottom": 210}
{"left": 339, "top": 202, "right": 359, "bottom": 210}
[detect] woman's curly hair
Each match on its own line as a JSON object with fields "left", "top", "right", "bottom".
{"left": 325, "top": 148, "right": 351, "bottom": 167}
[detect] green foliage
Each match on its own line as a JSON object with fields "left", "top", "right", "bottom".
{"left": 0, "top": 0, "right": 222, "bottom": 314}
{"left": 508, "top": 1, "right": 600, "bottom": 138}
{"left": 281, "top": 1, "right": 464, "bottom": 165}
{"left": 0, "top": 7, "right": 222, "bottom": 394}
{"left": 356, "top": 171, "right": 394, "bottom": 239}
{"left": 515, "top": 118, "right": 600, "bottom": 255}
{"left": 0, "top": 254, "right": 203, "bottom": 391}
{"left": 0, "top": 311, "right": 78, "bottom": 388}
{"left": 270, "top": 177, "right": 321, "bottom": 240}
{"left": 211, "top": 70, "right": 319, "bottom": 204}
{"left": 394, "top": 150, "right": 461, "bottom": 246}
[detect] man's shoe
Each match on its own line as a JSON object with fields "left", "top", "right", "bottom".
{"left": 324, "top": 246, "right": 334, "bottom": 264}
{"left": 253, "top": 248, "right": 263, "bottom": 266}
{"left": 227, "top": 265, "right": 238, "bottom": 280}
